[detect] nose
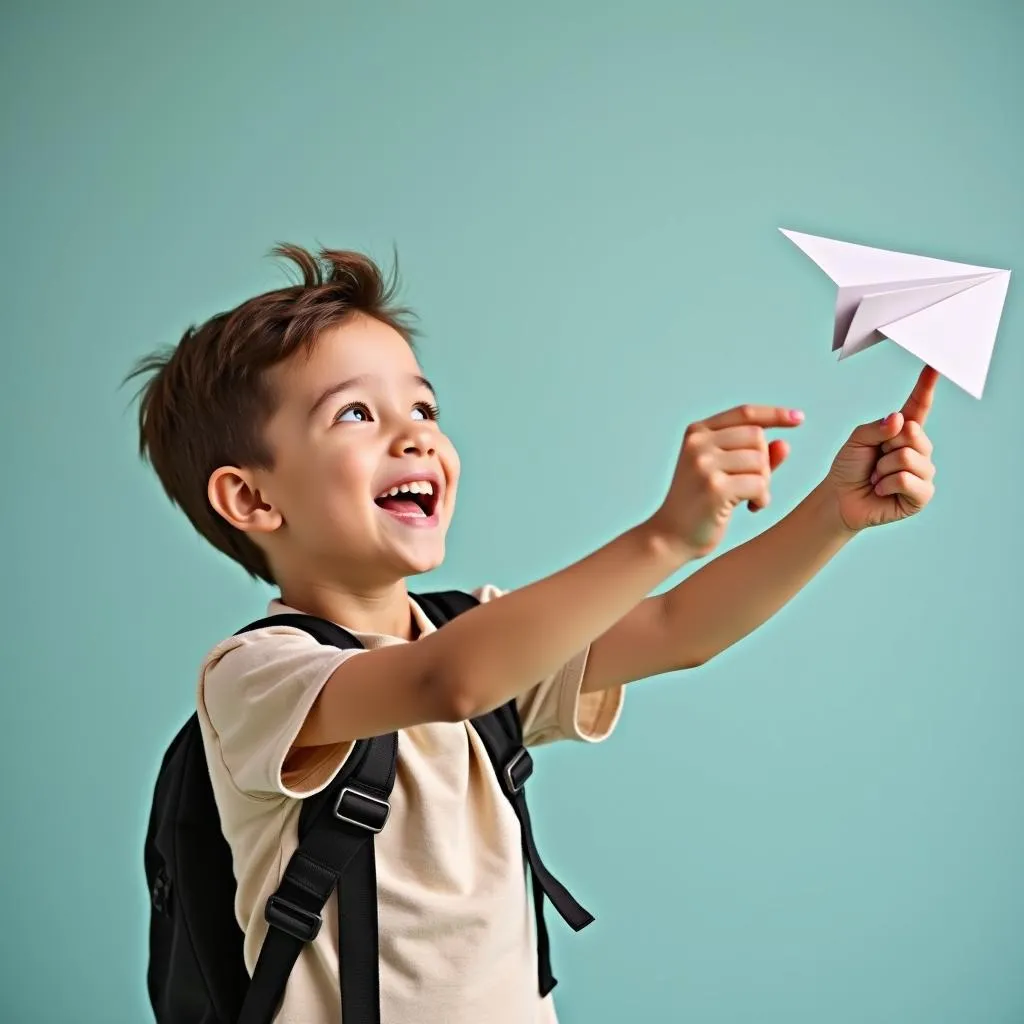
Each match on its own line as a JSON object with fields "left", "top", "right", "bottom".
{"left": 390, "top": 419, "right": 436, "bottom": 457}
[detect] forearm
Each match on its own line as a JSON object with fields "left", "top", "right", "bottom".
{"left": 433, "top": 519, "right": 690, "bottom": 717}
{"left": 663, "top": 482, "right": 854, "bottom": 666}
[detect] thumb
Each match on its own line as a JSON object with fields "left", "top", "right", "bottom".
{"left": 850, "top": 411, "right": 904, "bottom": 446}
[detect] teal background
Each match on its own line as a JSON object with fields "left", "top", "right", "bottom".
{"left": 2, "top": 1, "right": 1022, "bottom": 1021}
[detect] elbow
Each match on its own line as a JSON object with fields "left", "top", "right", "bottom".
{"left": 445, "top": 687, "right": 480, "bottom": 724}
{"left": 671, "top": 647, "right": 709, "bottom": 671}
{"left": 418, "top": 631, "right": 495, "bottom": 723}
{"left": 415, "top": 659, "right": 475, "bottom": 724}
{"left": 442, "top": 673, "right": 483, "bottom": 723}
{"left": 683, "top": 649, "right": 711, "bottom": 670}
{"left": 426, "top": 661, "right": 485, "bottom": 723}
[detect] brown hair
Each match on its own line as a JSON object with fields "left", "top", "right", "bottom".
{"left": 127, "top": 243, "right": 417, "bottom": 585}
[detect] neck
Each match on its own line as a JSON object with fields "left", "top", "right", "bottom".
{"left": 277, "top": 577, "right": 416, "bottom": 639}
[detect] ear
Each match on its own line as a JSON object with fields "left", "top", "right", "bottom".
{"left": 207, "top": 465, "right": 283, "bottom": 535}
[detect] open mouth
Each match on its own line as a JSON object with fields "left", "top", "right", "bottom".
{"left": 373, "top": 479, "right": 440, "bottom": 520}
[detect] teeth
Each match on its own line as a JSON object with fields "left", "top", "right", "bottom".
{"left": 377, "top": 480, "right": 435, "bottom": 499}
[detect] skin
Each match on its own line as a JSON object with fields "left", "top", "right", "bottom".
{"left": 582, "top": 366, "right": 940, "bottom": 690}
{"left": 207, "top": 314, "right": 939, "bottom": 745}
{"left": 210, "top": 313, "right": 460, "bottom": 638}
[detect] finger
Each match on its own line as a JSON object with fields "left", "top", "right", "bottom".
{"left": 767, "top": 438, "right": 789, "bottom": 472}
{"left": 879, "top": 420, "right": 934, "bottom": 457}
{"left": 901, "top": 365, "right": 939, "bottom": 426}
{"left": 701, "top": 404, "right": 805, "bottom": 431}
{"left": 871, "top": 447, "right": 935, "bottom": 484}
{"left": 873, "top": 470, "right": 934, "bottom": 506}
{"left": 710, "top": 424, "right": 768, "bottom": 451}
{"left": 849, "top": 411, "right": 904, "bottom": 447}
{"left": 717, "top": 472, "right": 771, "bottom": 506}
{"left": 711, "top": 427, "right": 792, "bottom": 465}
{"left": 748, "top": 441, "right": 790, "bottom": 511}
{"left": 713, "top": 448, "right": 769, "bottom": 475}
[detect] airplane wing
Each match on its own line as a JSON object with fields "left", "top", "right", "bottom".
{"left": 780, "top": 228, "right": 1011, "bottom": 399}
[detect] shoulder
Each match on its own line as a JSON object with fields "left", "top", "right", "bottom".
{"left": 199, "top": 620, "right": 362, "bottom": 721}
{"left": 196, "top": 621, "right": 362, "bottom": 798}
{"left": 201, "top": 620, "right": 346, "bottom": 677}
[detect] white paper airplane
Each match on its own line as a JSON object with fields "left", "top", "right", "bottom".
{"left": 780, "top": 228, "right": 1011, "bottom": 399}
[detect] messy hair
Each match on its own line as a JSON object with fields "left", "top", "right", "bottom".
{"left": 127, "top": 244, "right": 417, "bottom": 584}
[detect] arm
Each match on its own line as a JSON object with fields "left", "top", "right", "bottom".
{"left": 297, "top": 402, "right": 801, "bottom": 748}
{"left": 296, "top": 519, "right": 688, "bottom": 747}
{"left": 580, "top": 482, "right": 853, "bottom": 693}
{"left": 580, "top": 370, "right": 943, "bottom": 694}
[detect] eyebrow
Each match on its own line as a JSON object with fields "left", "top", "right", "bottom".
{"left": 308, "top": 374, "right": 437, "bottom": 419}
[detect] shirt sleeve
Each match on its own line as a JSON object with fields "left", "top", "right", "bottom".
{"left": 471, "top": 585, "right": 625, "bottom": 748}
{"left": 199, "top": 626, "right": 363, "bottom": 798}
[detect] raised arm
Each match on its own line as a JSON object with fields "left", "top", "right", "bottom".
{"left": 295, "top": 403, "right": 803, "bottom": 747}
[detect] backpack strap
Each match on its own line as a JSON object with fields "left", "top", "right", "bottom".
{"left": 233, "top": 613, "right": 398, "bottom": 1024}
{"left": 469, "top": 710, "right": 593, "bottom": 996}
{"left": 233, "top": 593, "right": 594, "bottom": 1020}
{"left": 415, "top": 591, "right": 595, "bottom": 997}
{"left": 410, "top": 588, "right": 480, "bottom": 622}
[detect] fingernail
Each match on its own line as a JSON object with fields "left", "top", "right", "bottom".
{"left": 879, "top": 413, "right": 891, "bottom": 425}
{"left": 870, "top": 471, "right": 878, "bottom": 485}
{"left": 789, "top": 409, "right": 804, "bottom": 423}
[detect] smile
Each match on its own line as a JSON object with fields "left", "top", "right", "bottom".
{"left": 373, "top": 478, "right": 441, "bottom": 526}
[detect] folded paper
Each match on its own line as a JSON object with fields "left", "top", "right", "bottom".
{"left": 780, "top": 228, "right": 1011, "bottom": 398}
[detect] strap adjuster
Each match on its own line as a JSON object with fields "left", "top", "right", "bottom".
{"left": 265, "top": 894, "right": 322, "bottom": 942}
{"left": 334, "top": 785, "right": 391, "bottom": 833}
{"left": 504, "top": 748, "right": 534, "bottom": 794}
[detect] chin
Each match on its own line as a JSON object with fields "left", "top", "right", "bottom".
{"left": 400, "top": 543, "right": 447, "bottom": 578}
{"left": 379, "top": 524, "right": 445, "bottom": 575}
{"left": 377, "top": 505, "right": 452, "bottom": 578}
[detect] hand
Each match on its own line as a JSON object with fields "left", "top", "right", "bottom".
{"left": 652, "top": 404, "right": 805, "bottom": 558}
{"left": 825, "top": 365, "right": 939, "bottom": 532}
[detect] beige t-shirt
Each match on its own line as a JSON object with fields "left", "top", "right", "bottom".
{"left": 196, "top": 584, "right": 624, "bottom": 1024}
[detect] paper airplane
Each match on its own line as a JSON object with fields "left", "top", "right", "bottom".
{"left": 780, "top": 228, "right": 1011, "bottom": 399}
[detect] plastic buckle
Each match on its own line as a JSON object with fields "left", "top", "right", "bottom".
{"left": 333, "top": 785, "right": 391, "bottom": 833}
{"left": 504, "top": 748, "right": 534, "bottom": 794}
{"left": 265, "top": 895, "right": 322, "bottom": 942}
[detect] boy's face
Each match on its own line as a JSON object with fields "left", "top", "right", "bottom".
{"left": 234, "top": 314, "right": 460, "bottom": 589}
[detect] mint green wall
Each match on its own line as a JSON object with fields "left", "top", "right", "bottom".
{"left": 2, "top": 2, "right": 1022, "bottom": 1021}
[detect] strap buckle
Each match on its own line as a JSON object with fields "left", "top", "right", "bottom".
{"left": 334, "top": 785, "right": 391, "bottom": 833}
{"left": 504, "top": 747, "right": 534, "bottom": 795}
{"left": 265, "top": 894, "right": 322, "bottom": 942}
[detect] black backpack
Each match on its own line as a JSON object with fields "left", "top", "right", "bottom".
{"left": 144, "top": 590, "right": 594, "bottom": 1024}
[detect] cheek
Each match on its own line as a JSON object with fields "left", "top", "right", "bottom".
{"left": 439, "top": 436, "right": 461, "bottom": 485}
{"left": 287, "top": 444, "right": 377, "bottom": 523}
{"left": 321, "top": 446, "right": 378, "bottom": 506}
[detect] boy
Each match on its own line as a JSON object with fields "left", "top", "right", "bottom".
{"left": 132, "top": 243, "right": 938, "bottom": 1023}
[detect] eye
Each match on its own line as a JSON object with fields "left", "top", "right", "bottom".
{"left": 335, "top": 403, "right": 371, "bottom": 423}
{"left": 412, "top": 402, "right": 440, "bottom": 421}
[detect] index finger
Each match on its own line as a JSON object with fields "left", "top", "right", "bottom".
{"left": 702, "top": 404, "right": 805, "bottom": 431}
{"left": 901, "top": 365, "right": 939, "bottom": 425}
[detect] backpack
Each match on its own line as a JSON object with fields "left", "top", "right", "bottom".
{"left": 144, "top": 590, "right": 594, "bottom": 1024}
